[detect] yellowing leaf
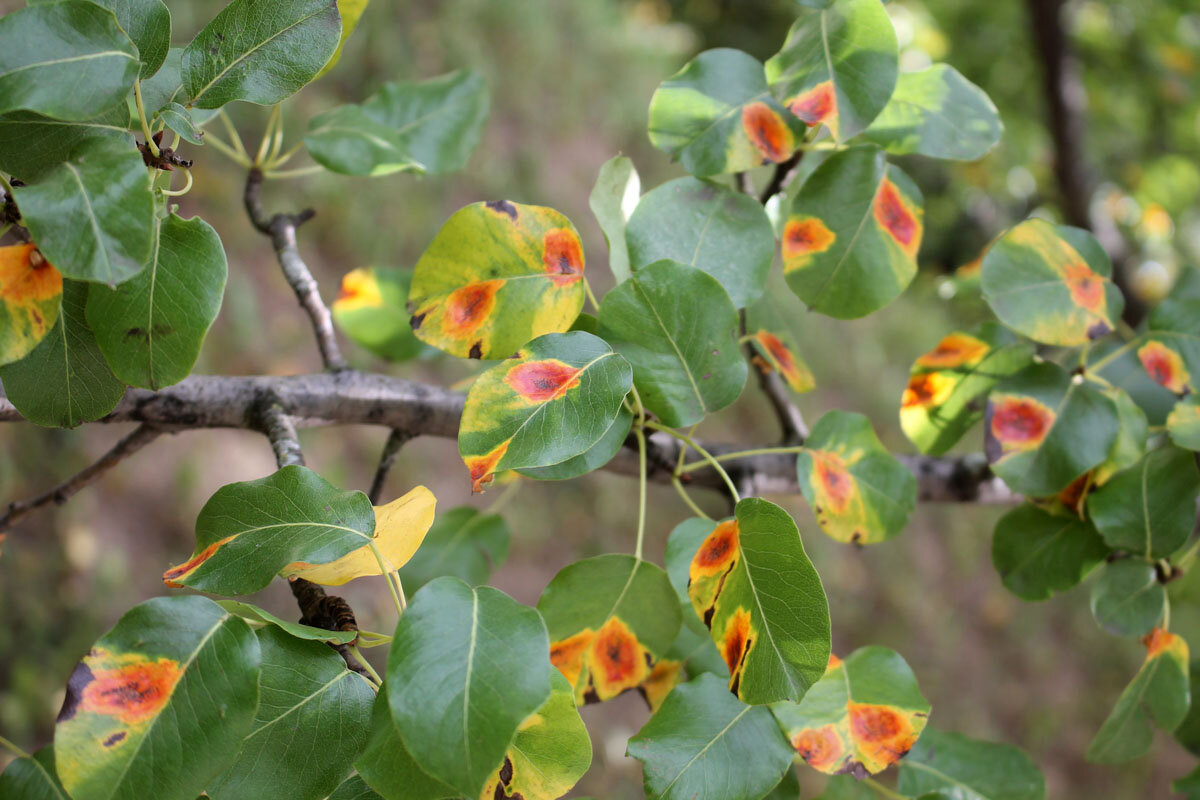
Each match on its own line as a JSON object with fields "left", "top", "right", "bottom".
{"left": 0, "top": 242, "right": 62, "bottom": 366}
{"left": 285, "top": 486, "right": 436, "bottom": 585}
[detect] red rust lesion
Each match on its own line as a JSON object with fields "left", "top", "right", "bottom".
{"left": 988, "top": 395, "right": 1056, "bottom": 453}
{"left": 810, "top": 451, "right": 855, "bottom": 514}
{"left": 786, "top": 81, "right": 837, "bottom": 128}
{"left": 79, "top": 657, "right": 183, "bottom": 725}
{"left": 589, "top": 616, "right": 651, "bottom": 699}
{"left": 915, "top": 333, "right": 990, "bottom": 369}
{"left": 550, "top": 629, "right": 594, "bottom": 688}
{"left": 690, "top": 520, "right": 740, "bottom": 580}
{"left": 464, "top": 440, "right": 511, "bottom": 493}
{"left": 901, "top": 372, "right": 954, "bottom": 410}
{"left": 504, "top": 359, "right": 582, "bottom": 404}
{"left": 542, "top": 229, "right": 584, "bottom": 287}
{"left": 440, "top": 279, "right": 504, "bottom": 340}
{"left": 1138, "top": 341, "right": 1191, "bottom": 394}
{"left": 1062, "top": 260, "right": 1107, "bottom": 314}
{"left": 873, "top": 179, "right": 921, "bottom": 260}
{"left": 792, "top": 725, "right": 843, "bottom": 771}
{"left": 741, "top": 102, "right": 794, "bottom": 163}
{"left": 162, "top": 536, "right": 235, "bottom": 587}
{"left": 782, "top": 217, "right": 836, "bottom": 265}
{"left": 848, "top": 702, "right": 918, "bottom": 769}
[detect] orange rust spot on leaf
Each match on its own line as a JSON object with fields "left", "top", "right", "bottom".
{"left": 915, "top": 333, "right": 990, "bottom": 369}
{"left": 441, "top": 279, "right": 503, "bottom": 340}
{"left": 782, "top": 217, "right": 836, "bottom": 264}
{"left": 638, "top": 658, "right": 682, "bottom": 712}
{"left": 1138, "top": 341, "right": 1191, "bottom": 394}
{"left": 1056, "top": 472, "right": 1091, "bottom": 514}
{"left": 690, "top": 520, "right": 740, "bottom": 580}
{"left": 741, "top": 102, "right": 794, "bottom": 163}
{"left": 504, "top": 359, "right": 581, "bottom": 404}
{"left": 542, "top": 229, "right": 584, "bottom": 287}
{"left": 1062, "top": 260, "right": 1106, "bottom": 315}
{"left": 80, "top": 658, "right": 182, "bottom": 725}
{"left": 332, "top": 268, "right": 383, "bottom": 312}
{"left": 792, "top": 726, "right": 843, "bottom": 771}
{"left": 550, "top": 629, "right": 594, "bottom": 688}
{"left": 590, "top": 616, "right": 651, "bottom": 699}
{"left": 811, "top": 451, "right": 855, "bottom": 514}
{"left": 721, "top": 608, "right": 753, "bottom": 693}
{"left": 465, "top": 440, "right": 510, "bottom": 493}
{"left": 0, "top": 243, "right": 62, "bottom": 305}
{"left": 162, "top": 536, "right": 235, "bottom": 587}
{"left": 754, "top": 330, "right": 806, "bottom": 390}
{"left": 901, "top": 372, "right": 955, "bottom": 410}
{"left": 848, "top": 702, "right": 918, "bottom": 769}
{"left": 1144, "top": 627, "right": 1178, "bottom": 659}
{"left": 786, "top": 81, "right": 836, "bottom": 128}
{"left": 989, "top": 395, "right": 1055, "bottom": 453}
{"left": 874, "top": 180, "right": 920, "bottom": 260}
{"left": 827, "top": 653, "right": 843, "bottom": 671}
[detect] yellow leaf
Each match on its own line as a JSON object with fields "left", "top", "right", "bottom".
{"left": 314, "top": 0, "right": 370, "bottom": 80}
{"left": 284, "top": 485, "right": 436, "bottom": 585}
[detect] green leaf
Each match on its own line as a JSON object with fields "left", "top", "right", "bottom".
{"left": 1138, "top": 299, "right": 1200, "bottom": 394}
{"left": 153, "top": 102, "right": 203, "bottom": 145}
{"left": 815, "top": 775, "right": 875, "bottom": 800}
{"left": 663, "top": 517, "right": 730, "bottom": 682}
{"left": 206, "top": 627, "right": 374, "bottom": 800}
{"left": 627, "top": 672, "right": 795, "bottom": 800}
{"left": 407, "top": 201, "right": 586, "bottom": 359}
{"left": 0, "top": 2, "right": 139, "bottom": 121}
{"left": 991, "top": 503, "right": 1108, "bottom": 601}
{"left": 331, "top": 267, "right": 424, "bottom": 362}
{"left": 385, "top": 577, "right": 552, "bottom": 798}
{"left": 0, "top": 243, "right": 62, "bottom": 367}
{"left": 782, "top": 146, "right": 923, "bottom": 319}
{"left": 900, "top": 324, "right": 1035, "bottom": 456}
{"left": 1087, "top": 628, "right": 1191, "bottom": 763}
{"left": 1174, "top": 766, "right": 1200, "bottom": 800}
{"left": 538, "top": 554, "right": 681, "bottom": 704}
{"left": 764, "top": 0, "right": 899, "bottom": 140}
{"left": 647, "top": 48, "right": 805, "bottom": 177}
{"left": 517, "top": 405, "right": 633, "bottom": 481}
{"left": 457, "top": 331, "right": 631, "bottom": 491}
{"left": 770, "top": 646, "right": 930, "bottom": 776}
{"left": 136, "top": 48, "right": 216, "bottom": 124}
{"left": 215, "top": 599, "right": 359, "bottom": 645}
{"left": 1168, "top": 396, "right": 1200, "bottom": 450}
{"left": 90, "top": 0, "right": 172, "bottom": 79}
{"left": 625, "top": 177, "right": 775, "bottom": 308}
{"left": 13, "top": 138, "right": 155, "bottom": 285}
{"left": 981, "top": 219, "right": 1123, "bottom": 346}
{"left": 985, "top": 362, "right": 1119, "bottom": 496}
{"left": 1093, "top": 386, "right": 1149, "bottom": 485}
{"left": 797, "top": 410, "right": 917, "bottom": 544}
{"left": 161, "top": 465, "right": 376, "bottom": 595}
{"left": 589, "top": 155, "right": 640, "bottom": 284}
{"left": 328, "top": 775, "right": 383, "bottom": 800}
{"left": 54, "top": 595, "right": 260, "bottom": 800}
{"left": 86, "top": 212, "right": 226, "bottom": 389}
{"left": 762, "top": 767, "right": 801, "bottom": 800}
{"left": 480, "top": 671, "right": 592, "bottom": 800}
{"left": 1089, "top": 561, "right": 1166, "bottom": 637}
{"left": 898, "top": 729, "right": 1046, "bottom": 800}
{"left": 398, "top": 506, "right": 510, "bottom": 592}
{"left": 861, "top": 64, "right": 1002, "bottom": 160}
{"left": 0, "top": 281, "right": 125, "bottom": 429}
{"left": 314, "top": 0, "right": 369, "bottom": 80}
{"left": 0, "top": 747, "right": 67, "bottom": 800}
{"left": 0, "top": 106, "right": 132, "bottom": 182}
{"left": 1087, "top": 446, "right": 1200, "bottom": 558}
{"left": 1175, "top": 661, "right": 1200, "bottom": 756}
{"left": 354, "top": 684, "right": 455, "bottom": 800}
{"left": 183, "top": 0, "right": 341, "bottom": 109}
{"left": 686, "top": 498, "right": 831, "bottom": 704}
{"left": 749, "top": 328, "right": 815, "bottom": 394}
{"left": 597, "top": 259, "right": 747, "bottom": 427}
{"left": 306, "top": 70, "right": 489, "bottom": 176}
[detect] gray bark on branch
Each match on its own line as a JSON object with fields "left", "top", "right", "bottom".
{"left": 0, "top": 371, "right": 1015, "bottom": 504}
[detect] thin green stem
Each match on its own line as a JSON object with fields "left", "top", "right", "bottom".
{"left": 1162, "top": 594, "right": 1171, "bottom": 632}
{"left": 583, "top": 278, "right": 601, "bottom": 312}
{"left": 1083, "top": 372, "right": 1114, "bottom": 390}
{"left": 204, "top": 132, "right": 252, "bottom": 167}
{"left": 1088, "top": 336, "right": 1144, "bottom": 373}
{"left": 484, "top": 478, "right": 522, "bottom": 516}
{"left": 1173, "top": 537, "right": 1200, "bottom": 572}
{"left": 634, "top": 427, "right": 648, "bottom": 560}
{"left": 160, "top": 167, "right": 194, "bottom": 198}
{"left": 391, "top": 570, "right": 408, "bottom": 612}
{"left": 672, "top": 475, "right": 712, "bottom": 520}
{"left": 678, "top": 445, "right": 807, "bottom": 474}
{"left": 0, "top": 734, "right": 30, "bottom": 759}
{"left": 367, "top": 540, "right": 405, "bottom": 620}
{"left": 254, "top": 105, "right": 280, "bottom": 166}
{"left": 133, "top": 80, "right": 159, "bottom": 157}
{"left": 675, "top": 422, "right": 699, "bottom": 473}
{"left": 863, "top": 777, "right": 908, "bottom": 800}
{"left": 217, "top": 109, "right": 249, "bottom": 160}
{"left": 268, "top": 107, "right": 286, "bottom": 165}
{"left": 348, "top": 645, "right": 382, "bottom": 687}
{"left": 0, "top": 174, "right": 12, "bottom": 194}
{"left": 270, "top": 140, "right": 305, "bottom": 169}
{"left": 263, "top": 165, "right": 324, "bottom": 180}
{"left": 646, "top": 421, "right": 740, "bottom": 503}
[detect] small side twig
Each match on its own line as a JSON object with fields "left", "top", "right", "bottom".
{"left": 740, "top": 309, "right": 807, "bottom": 445}
{"left": 759, "top": 150, "right": 804, "bottom": 205}
{"left": 368, "top": 428, "right": 415, "bottom": 504}
{"left": 244, "top": 168, "right": 347, "bottom": 371}
{"left": 255, "top": 397, "right": 368, "bottom": 677}
{"left": 0, "top": 424, "right": 163, "bottom": 533}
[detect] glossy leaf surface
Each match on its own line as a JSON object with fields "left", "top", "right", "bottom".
{"left": 898, "top": 729, "right": 1046, "bottom": 800}
{"left": 386, "top": 577, "right": 551, "bottom": 798}
{"left": 408, "top": 201, "right": 586, "bottom": 359}
{"left": 183, "top": 0, "right": 341, "bottom": 108}
{"left": 589, "top": 155, "right": 640, "bottom": 284}
{"left": 54, "top": 596, "right": 260, "bottom": 800}
{"left": 981, "top": 220, "right": 1123, "bottom": 346}
{"left": 332, "top": 267, "right": 423, "bottom": 361}
{"left": 517, "top": 406, "right": 633, "bottom": 481}
{"left": 797, "top": 411, "right": 916, "bottom": 544}
{"left": 1087, "top": 446, "right": 1200, "bottom": 558}
{"left": 162, "top": 465, "right": 376, "bottom": 595}
{"left": 0, "top": 243, "right": 62, "bottom": 367}
{"left": 625, "top": 177, "right": 775, "bottom": 308}
{"left": 215, "top": 600, "right": 359, "bottom": 645}
{"left": 991, "top": 504, "right": 1108, "bottom": 601}
{"left": 648, "top": 48, "right": 805, "bottom": 177}
{"left": 0, "top": 106, "right": 131, "bottom": 182}
{"left": 539, "top": 554, "right": 681, "bottom": 704}
{"left": 900, "top": 324, "right": 1034, "bottom": 456}
{"left": 598, "top": 259, "right": 746, "bottom": 427}
{"left": 782, "top": 146, "right": 923, "bottom": 318}
{"left": 458, "top": 331, "right": 631, "bottom": 491}
{"left": 94, "top": 0, "right": 171, "bottom": 79}
{"left": 354, "top": 684, "right": 455, "bottom": 800}
{"left": 687, "top": 498, "right": 831, "bottom": 704}
{"left": 627, "top": 672, "right": 794, "bottom": 800}
{"left": 314, "top": 0, "right": 368, "bottom": 79}
{"left": 663, "top": 517, "right": 732, "bottom": 683}
{"left": 1168, "top": 396, "right": 1200, "bottom": 450}
{"left": 0, "top": 747, "right": 67, "bottom": 800}
{"left": 1089, "top": 561, "right": 1166, "bottom": 637}
{"left": 771, "top": 647, "right": 930, "bottom": 777}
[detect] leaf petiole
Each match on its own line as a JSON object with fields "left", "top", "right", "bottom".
{"left": 0, "top": 733, "right": 30, "bottom": 759}
{"left": 583, "top": 278, "right": 602, "bottom": 312}
{"left": 367, "top": 539, "right": 406, "bottom": 619}
{"left": 133, "top": 79, "right": 159, "bottom": 158}
{"left": 677, "top": 445, "right": 807, "bottom": 473}
{"left": 863, "top": 777, "right": 908, "bottom": 800}
{"left": 1087, "top": 335, "right": 1144, "bottom": 374}
{"left": 349, "top": 644, "right": 383, "bottom": 687}
{"left": 671, "top": 474, "right": 711, "bottom": 520}
{"left": 646, "top": 420, "right": 741, "bottom": 503}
